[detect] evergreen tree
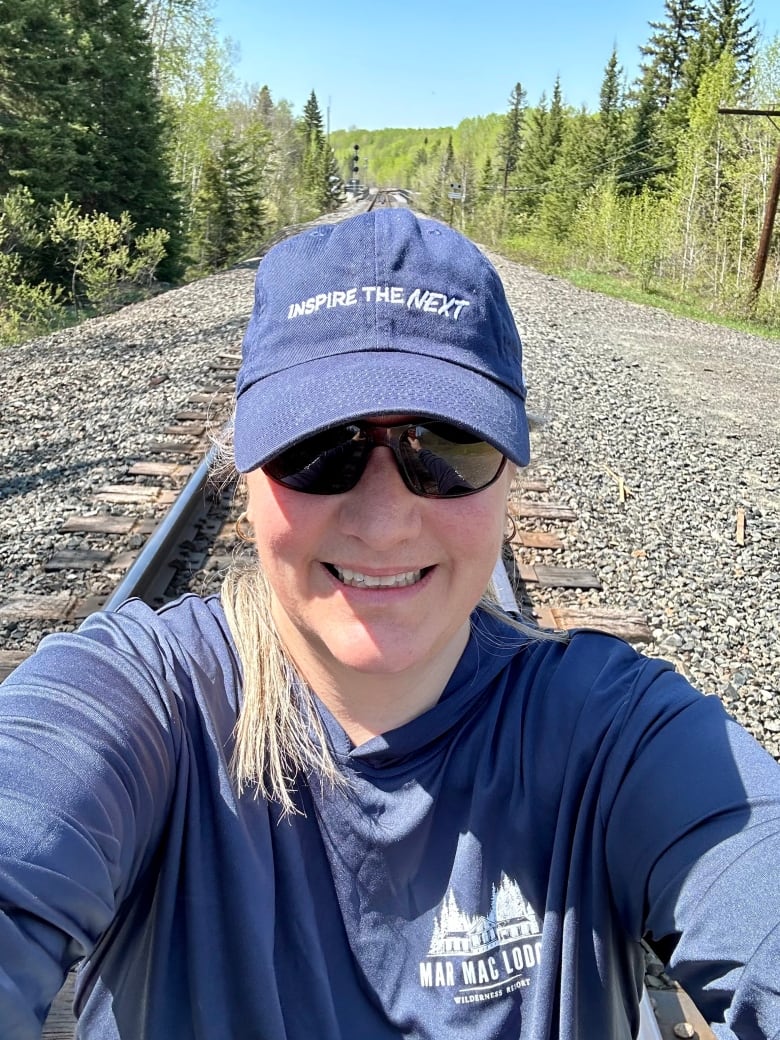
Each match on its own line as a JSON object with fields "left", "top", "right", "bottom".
{"left": 0, "top": 0, "right": 182, "bottom": 280}
{"left": 296, "top": 90, "right": 342, "bottom": 215}
{"left": 639, "top": 0, "right": 704, "bottom": 108}
{"left": 0, "top": 1, "right": 82, "bottom": 201}
{"left": 497, "top": 83, "right": 527, "bottom": 197}
{"left": 190, "top": 132, "right": 265, "bottom": 271}
{"left": 478, "top": 156, "right": 495, "bottom": 206}
{"left": 594, "top": 48, "right": 628, "bottom": 178}
{"left": 664, "top": 27, "right": 714, "bottom": 137}
{"left": 255, "top": 85, "right": 275, "bottom": 126}
{"left": 71, "top": 1, "right": 180, "bottom": 225}
{"left": 704, "top": 0, "right": 758, "bottom": 89}
{"left": 426, "top": 135, "right": 456, "bottom": 218}
{"left": 618, "top": 70, "right": 668, "bottom": 194}
{"left": 514, "top": 79, "right": 565, "bottom": 218}
{"left": 301, "top": 90, "right": 325, "bottom": 143}
{"left": 539, "top": 108, "right": 598, "bottom": 240}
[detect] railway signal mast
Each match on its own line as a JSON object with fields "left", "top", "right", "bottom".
{"left": 348, "top": 143, "right": 360, "bottom": 194}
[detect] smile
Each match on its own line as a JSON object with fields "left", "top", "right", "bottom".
{"left": 329, "top": 565, "right": 425, "bottom": 588}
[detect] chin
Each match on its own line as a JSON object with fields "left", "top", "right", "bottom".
{"left": 330, "top": 641, "right": 422, "bottom": 675}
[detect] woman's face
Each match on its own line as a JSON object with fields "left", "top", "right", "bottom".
{"left": 244, "top": 418, "right": 513, "bottom": 688}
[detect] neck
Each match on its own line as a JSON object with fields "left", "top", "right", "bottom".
{"left": 278, "top": 621, "right": 470, "bottom": 747}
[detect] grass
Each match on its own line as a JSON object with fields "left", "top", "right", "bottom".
{"left": 481, "top": 228, "right": 780, "bottom": 343}
{"left": 561, "top": 268, "right": 780, "bottom": 341}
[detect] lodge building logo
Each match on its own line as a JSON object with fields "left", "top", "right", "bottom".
{"left": 419, "top": 873, "right": 542, "bottom": 1006}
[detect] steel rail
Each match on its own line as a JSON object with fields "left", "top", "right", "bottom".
{"left": 103, "top": 195, "right": 387, "bottom": 616}
{"left": 103, "top": 447, "right": 217, "bottom": 612}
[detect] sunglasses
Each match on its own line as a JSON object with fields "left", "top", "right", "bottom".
{"left": 263, "top": 420, "right": 507, "bottom": 498}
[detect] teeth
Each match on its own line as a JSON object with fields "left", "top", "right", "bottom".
{"left": 333, "top": 566, "right": 422, "bottom": 588}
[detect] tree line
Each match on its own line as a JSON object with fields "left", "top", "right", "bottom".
{"left": 0, "top": 0, "right": 342, "bottom": 344}
{"left": 1, "top": 0, "right": 779, "bottom": 345}
{"left": 332, "top": 0, "right": 780, "bottom": 327}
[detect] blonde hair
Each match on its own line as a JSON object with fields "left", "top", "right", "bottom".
{"left": 212, "top": 418, "right": 561, "bottom": 816}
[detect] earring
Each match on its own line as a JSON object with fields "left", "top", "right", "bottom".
{"left": 504, "top": 513, "right": 518, "bottom": 543}
{"left": 235, "top": 511, "right": 254, "bottom": 543}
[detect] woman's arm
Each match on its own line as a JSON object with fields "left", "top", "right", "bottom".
{"left": 0, "top": 612, "right": 180, "bottom": 1035}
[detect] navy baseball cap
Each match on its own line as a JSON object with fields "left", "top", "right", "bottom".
{"left": 234, "top": 209, "right": 529, "bottom": 473}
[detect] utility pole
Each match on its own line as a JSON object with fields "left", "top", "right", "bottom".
{"left": 718, "top": 106, "right": 780, "bottom": 305}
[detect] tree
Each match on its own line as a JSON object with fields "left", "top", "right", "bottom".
{"left": 296, "top": 91, "right": 343, "bottom": 216}
{"left": 146, "top": 0, "right": 232, "bottom": 259}
{"left": 538, "top": 108, "right": 598, "bottom": 241}
{"left": 190, "top": 133, "right": 265, "bottom": 271}
{"left": 425, "top": 135, "right": 456, "bottom": 219}
{"left": 639, "top": 0, "right": 704, "bottom": 108}
{"left": 144, "top": 0, "right": 200, "bottom": 73}
{"left": 594, "top": 48, "right": 628, "bottom": 179}
{"left": 704, "top": 0, "right": 758, "bottom": 89}
{"left": 514, "top": 79, "right": 565, "bottom": 218}
{"left": 255, "top": 85, "right": 275, "bottom": 126}
{"left": 667, "top": 50, "right": 742, "bottom": 296}
{"left": 0, "top": 0, "right": 182, "bottom": 282}
{"left": 72, "top": 2, "right": 181, "bottom": 227}
{"left": 497, "top": 83, "right": 527, "bottom": 198}
{"left": 0, "top": 1, "right": 82, "bottom": 202}
{"left": 618, "top": 70, "right": 668, "bottom": 194}
{"left": 301, "top": 90, "right": 325, "bottom": 141}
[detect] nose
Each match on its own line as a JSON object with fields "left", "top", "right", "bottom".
{"left": 337, "top": 445, "right": 423, "bottom": 547}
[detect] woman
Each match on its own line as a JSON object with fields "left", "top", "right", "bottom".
{"left": 1, "top": 209, "right": 778, "bottom": 1039}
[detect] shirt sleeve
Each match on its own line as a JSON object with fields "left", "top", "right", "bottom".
{"left": 598, "top": 648, "right": 780, "bottom": 1040}
{"left": 0, "top": 609, "right": 181, "bottom": 1035}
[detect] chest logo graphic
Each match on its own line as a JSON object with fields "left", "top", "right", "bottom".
{"left": 419, "top": 873, "right": 542, "bottom": 1005}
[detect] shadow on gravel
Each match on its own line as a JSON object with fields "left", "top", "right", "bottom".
{"left": 0, "top": 450, "right": 136, "bottom": 502}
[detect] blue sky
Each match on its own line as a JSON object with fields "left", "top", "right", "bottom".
{"left": 212, "top": 0, "right": 780, "bottom": 131}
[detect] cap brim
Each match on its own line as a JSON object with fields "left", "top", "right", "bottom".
{"left": 234, "top": 350, "right": 529, "bottom": 473}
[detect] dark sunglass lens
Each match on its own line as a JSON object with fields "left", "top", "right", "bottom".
{"left": 264, "top": 426, "right": 369, "bottom": 494}
{"left": 401, "top": 423, "right": 505, "bottom": 497}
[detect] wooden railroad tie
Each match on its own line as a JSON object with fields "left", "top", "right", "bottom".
{"left": 506, "top": 489, "right": 652, "bottom": 644}
{"left": 0, "top": 383, "right": 235, "bottom": 687}
{"left": 0, "top": 595, "right": 107, "bottom": 681}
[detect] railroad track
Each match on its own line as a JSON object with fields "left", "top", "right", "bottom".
{"left": 2, "top": 187, "right": 648, "bottom": 689}
{"left": 0, "top": 193, "right": 385, "bottom": 683}
{"left": 3, "top": 190, "right": 659, "bottom": 1037}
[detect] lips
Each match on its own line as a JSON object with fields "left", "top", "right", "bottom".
{"left": 328, "top": 565, "right": 426, "bottom": 588}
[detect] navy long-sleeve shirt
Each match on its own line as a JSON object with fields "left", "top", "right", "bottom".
{"left": 1, "top": 596, "right": 778, "bottom": 1038}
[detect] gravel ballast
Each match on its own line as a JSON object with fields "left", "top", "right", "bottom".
{"left": 0, "top": 218, "right": 777, "bottom": 755}
{"left": 488, "top": 252, "right": 779, "bottom": 755}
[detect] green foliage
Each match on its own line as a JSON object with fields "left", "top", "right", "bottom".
{"left": 3, "top": 0, "right": 780, "bottom": 343}
{"left": 498, "top": 83, "right": 527, "bottom": 196}
{"left": 705, "top": 0, "right": 758, "bottom": 88}
{"left": 0, "top": 1, "right": 81, "bottom": 202}
{"left": 0, "top": 188, "right": 63, "bottom": 345}
{"left": 640, "top": 0, "right": 705, "bottom": 107}
{"left": 0, "top": 0, "right": 182, "bottom": 283}
{"left": 595, "top": 49, "right": 630, "bottom": 178}
{"left": 189, "top": 133, "right": 267, "bottom": 273}
{"left": 296, "top": 92, "right": 344, "bottom": 217}
{"left": 512, "top": 79, "right": 565, "bottom": 219}
{"left": 49, "top": 198, "right": 170, "bottom": 310}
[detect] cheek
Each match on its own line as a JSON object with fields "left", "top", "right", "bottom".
{"left": 245, "top": 476, "right": 294, "bottom": 558}
{"left": 246, "top": 473, "right": 329, "bottom": 569}
{"left": 454, "top": 475, "right": 511, "bottom": 544}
